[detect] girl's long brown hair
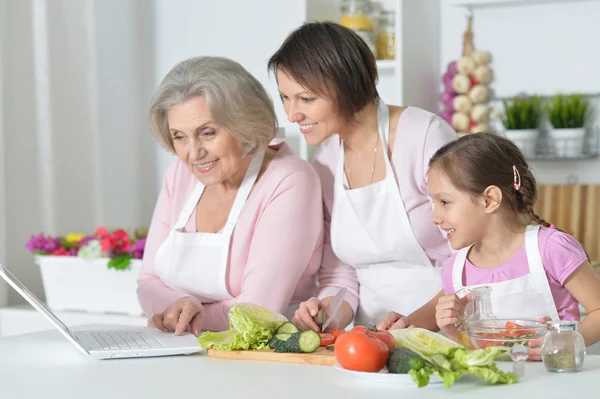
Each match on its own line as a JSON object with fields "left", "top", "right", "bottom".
{"left": 429, "top": 132, "right": 550, "bottom": 227}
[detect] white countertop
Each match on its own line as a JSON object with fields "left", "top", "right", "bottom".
{"left": 1, "top": 325, "right": 599, "bottom": 398}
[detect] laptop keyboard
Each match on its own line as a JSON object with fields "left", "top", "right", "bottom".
{"left": 91, "top": 331, "right": 163, "bottom": 350}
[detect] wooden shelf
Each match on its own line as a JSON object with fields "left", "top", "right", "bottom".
{"left": 450, "top": 0, "right": 598, "bottom": 8}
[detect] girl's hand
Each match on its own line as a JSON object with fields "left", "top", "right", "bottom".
{"left": 528, "top": 316, "right": 552, "bottom": 361}
{"left": 435, "top": 292, "right": 472, "bottom": 333}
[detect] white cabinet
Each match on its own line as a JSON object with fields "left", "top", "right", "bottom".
{"left": 0, "top": 307, "right": 146, "bottom": 338}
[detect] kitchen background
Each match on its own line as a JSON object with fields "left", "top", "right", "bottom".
{"left": 1, "top": 0, "right": 599, "bottom": 308}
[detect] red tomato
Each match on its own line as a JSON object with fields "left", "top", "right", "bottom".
{"left": 506, "top": 321, "right": 525, "bottom": 329}
{"left": 350, "top": 326, "right": 395, "bottom": 351}
{"left": 332, "top": 329, "right": 346, "bottom": 338}
{"left": 334, "top": 331, "right": 389, "bottom": 372}
{"left": 319, "top": 333, "right": 336, "bottom": 346}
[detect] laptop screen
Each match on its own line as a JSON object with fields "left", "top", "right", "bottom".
{"left": 0, "top": 264, "right": 74, "bottom": 339}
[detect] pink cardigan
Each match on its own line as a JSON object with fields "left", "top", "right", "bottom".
{"left": 311, "top": 107, "right": 456, "bottom": 314}
{"left": 137, "top": 143, "right": 324, "bottom": 331}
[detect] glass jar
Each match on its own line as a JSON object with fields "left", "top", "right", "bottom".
{"left": 376, "top": 10, "right": 395, "bottom": 60}
{"left": 339, "top": 0, "right": 377, "bottom": 57}
{"left": 542, "top": 320, "right": 585, "bottom": 372}
{"left": 456, "top": 286, "right": 498, "bottom": 347}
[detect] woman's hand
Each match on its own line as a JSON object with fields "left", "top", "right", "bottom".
{"left": 149, "top": 296, "right": 204, "bottom": 336}
{"left": 292, "top": 297, "right": 323, "bottom": 332}
{"left": 376, "top": 311, "right": 414, "bottom": 331}
{"left": 527, "top": 316, "right": 552, "bottom": 361}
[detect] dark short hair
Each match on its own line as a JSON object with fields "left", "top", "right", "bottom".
{"left": 268, "top": 21, "right": 379, "bottom": 121}
{"left": 429, "top": 132, "right": 550, "bottom": 227}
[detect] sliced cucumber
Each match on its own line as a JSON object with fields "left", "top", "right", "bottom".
{"left": 277, "top": 322, "right": 299, "bottom": 335}
{"left": 298, "top": 330, "right": 321, "bottom": 353}
{"left": 274, "top": 333, "right": 291, "bottom": 341}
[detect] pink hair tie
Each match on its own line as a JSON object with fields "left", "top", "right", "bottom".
{"left": 549, "top": 224, "right": 556, "bottom": 229}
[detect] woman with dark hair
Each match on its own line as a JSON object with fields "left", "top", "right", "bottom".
{"left": 268, "top": 22, "right": 457, "bottom": 331}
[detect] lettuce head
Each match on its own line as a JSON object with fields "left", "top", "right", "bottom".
{"left": 197, "top": 303, "right": 287, "bottom": 351}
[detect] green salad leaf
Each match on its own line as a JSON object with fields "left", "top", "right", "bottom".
{"left": 390, "top": 328, "right": 519, "bottom": 388}
{"left": 197, "top": 303, "right": 287, "bottom": 351}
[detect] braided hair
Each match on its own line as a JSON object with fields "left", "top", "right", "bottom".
{"left": 429, "top": 132, "right": 548, "bottom": 226}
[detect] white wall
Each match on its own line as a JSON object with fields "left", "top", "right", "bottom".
{"left": 152, "top": 0, "right": 308, "bottom": 185}
{"left": 93, "top": 0, "right": 157, "bottom": 228}
{"left": 3, "top": 0, "right": 45, "bottom": 304}
{"left": 1, "top": 0, "right": 156, "bottom": 305}
{"left": 0, "top": 0, "right": 7, "bottom": 306}
{"left": 441, "top": 1, "right": 600, "bottom": 184}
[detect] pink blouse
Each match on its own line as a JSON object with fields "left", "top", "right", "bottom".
{"left": 137, "top": 143, "right": 324, "bottom": 331}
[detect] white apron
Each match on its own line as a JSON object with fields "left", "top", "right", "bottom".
{"left": 154, "top": 151, "right": 265, "bottom": 303}
{"left": 330, "top": 101, "right": 443, "bottom": 325}
{"left": 452, "top": 225, "right": 560, "bottom": 321}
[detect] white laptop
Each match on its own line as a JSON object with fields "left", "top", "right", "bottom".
{"left": 0, "top": 264, "right": 204, "bottom": 359}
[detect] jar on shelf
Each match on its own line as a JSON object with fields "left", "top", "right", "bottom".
{"left": 542, "top": 320, "right": 586, "bottom": 372}
{"left": 339, "top": 0, "right": 377, "bottom": 58}
{"left": 376, "top": 10, "right": 395, "bottom": 60}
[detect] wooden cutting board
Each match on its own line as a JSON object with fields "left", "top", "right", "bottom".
{"left": 207, "top": 347, "right": 336, "bottom": 366}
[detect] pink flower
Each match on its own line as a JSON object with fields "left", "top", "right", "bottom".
{"left": 51, "top": 247, "right": 70, "bottom": 256}
{"left": 94, "top": 226, "right": 108, "bottom": 238}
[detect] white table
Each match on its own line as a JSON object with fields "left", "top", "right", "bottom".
{"left": 1, "top": 325, "right": 599, "bottom": 398}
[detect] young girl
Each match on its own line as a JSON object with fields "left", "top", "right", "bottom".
{"left": 384, "top": 133, "right": 600, "bottom": 360}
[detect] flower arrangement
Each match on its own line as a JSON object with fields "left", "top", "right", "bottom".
{"left": 26, "top": 227, "right": 147, "bottom": 270}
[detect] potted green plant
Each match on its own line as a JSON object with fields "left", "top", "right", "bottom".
{"left": 546, "top": 94, "right": 592, "bottom": 158}
{"left": 500, "top": 95, "right": 542, "bottom": 157}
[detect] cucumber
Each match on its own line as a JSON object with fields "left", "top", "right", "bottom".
{"left": 298, "top": 330, "right": 321, "bottom": 353}
{"left": 271, "top": 330, "right": 322, "bottom": 353}
{"left": 276, "top": 322, "right": 299, "bottom": 335}
{"left": 274, "top": 333, "right": 291, "bottom": 341}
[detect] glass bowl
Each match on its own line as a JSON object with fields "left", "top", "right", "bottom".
{"left": 460, "top": 319, "right": 547, "bottom": 359}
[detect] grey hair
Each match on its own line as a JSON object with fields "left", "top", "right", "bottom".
{"left": 149, "top": 56, "right": 278, "bottom": 155}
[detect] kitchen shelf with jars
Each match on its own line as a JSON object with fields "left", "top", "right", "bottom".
{"left": 338, "top": 0, "right": 402, "bottom": 105}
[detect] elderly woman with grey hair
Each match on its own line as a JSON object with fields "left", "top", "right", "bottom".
{"left": 137, "top": 56, "right": 324, "bottom": 335}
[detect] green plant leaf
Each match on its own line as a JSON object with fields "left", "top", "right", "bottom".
{"left": 546, "top": 93, "right": 591, "bottom": 129}
{"left": 501, "top": 95, "right": 542, "bottom": 130}
{"left": 107, "top": 252, "right": 133, "bottom": 270}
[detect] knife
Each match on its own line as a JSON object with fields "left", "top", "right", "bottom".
{"left": 319, "top": 288, "right": 347, "bottom": 331}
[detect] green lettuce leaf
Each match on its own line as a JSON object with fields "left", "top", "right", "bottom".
{"left": 409, "top": 367, "right": 433, "bottom": 388}
{"left": 451, "top": 347, "right": 502, "bottom": 367}
{"left": 466, "top": 363, "right": 519, "bottom": 385}
{"left": 391, "top": 328, "right": 519, "bottom": 388}
{"left": 390, "top": 328, "right": 462, "bottom": 357}
{"left": 197, "top": 303, "right": 287, "bottom": 351}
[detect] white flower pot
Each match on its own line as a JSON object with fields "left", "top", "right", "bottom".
{"left": 504, "top": 129, "right": 540, "bottom": 158}
{"left": 548, "top": 128, "right": 586, "bottom": 158}
{"left": 36, "top": 256, "right": 144, "bottom": 316}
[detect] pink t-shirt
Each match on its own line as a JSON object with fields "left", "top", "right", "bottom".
{"left": 442, "top": 227, "right": 588, "bottom": 320}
